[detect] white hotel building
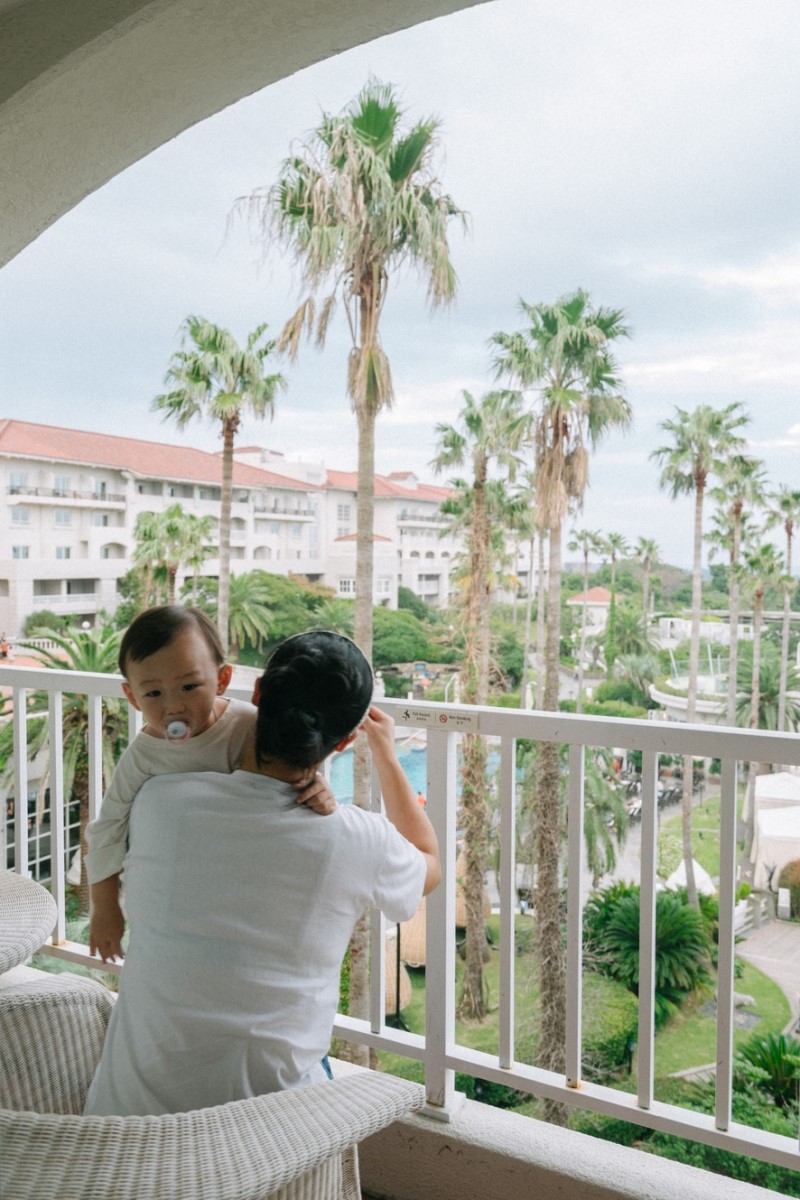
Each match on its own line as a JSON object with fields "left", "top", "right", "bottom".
{"left": 0, "top": 419, "right": 462, "bottom": 637}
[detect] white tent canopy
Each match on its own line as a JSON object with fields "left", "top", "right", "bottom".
{"left": 754, "top": 771, "right": 800, "bottom": 807}
{"left": 665, "top": 858, "right": 716, "bottom": 896}
{"left": 752, "top": 804, "right": 800, "bottom": 892}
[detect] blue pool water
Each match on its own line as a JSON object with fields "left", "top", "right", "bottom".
{"left": 328, "top": 745, "right": 499, "bottom": 803}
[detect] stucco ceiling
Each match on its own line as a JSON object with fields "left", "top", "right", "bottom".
{"left": 0, "top": 0, "right": 484, "bottom": 267}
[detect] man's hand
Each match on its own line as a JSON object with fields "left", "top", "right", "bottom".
{"left": 295, "top": 772, "right": 337, "bottom": 815}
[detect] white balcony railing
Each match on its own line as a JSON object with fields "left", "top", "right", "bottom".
{"left": 1, "top": 662, "right": 798, "bottom": 1173}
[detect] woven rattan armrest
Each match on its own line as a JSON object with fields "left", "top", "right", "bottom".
{"left": 0, "top": 1072, "right": 424, "bottom": 1200}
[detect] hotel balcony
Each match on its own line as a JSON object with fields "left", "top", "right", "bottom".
{"left": 1, "top": 662, "right": 798, "bottom": 1199}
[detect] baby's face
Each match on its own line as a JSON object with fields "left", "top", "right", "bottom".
{"left": 122, "top": 626, "right": 231, "bottom": 740}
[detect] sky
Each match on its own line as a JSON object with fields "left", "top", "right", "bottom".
{"left": 2, "top": 0, "right": 800, "bottom": 570}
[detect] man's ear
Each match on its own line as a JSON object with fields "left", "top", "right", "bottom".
{"left": 333, "top": 729, "right": 358, "bottom": 753}
{"left": 121, "top": 682, "right": 142, "bottom": 712}
{"left": 251, "top": 678, "right": 261, "bottom": 706}
{"left": 216, "top": 663, "right": 233, "bottom": 694}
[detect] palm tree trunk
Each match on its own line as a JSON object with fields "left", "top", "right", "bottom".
{"left": 743, "top": 597, "right": 764, "bottom": 856}
{"left": 535, "top": 528, "right": 547, "bottom": 709}
{"left": 520, "top": 525, "right": 536, "bottom": 707}
{"left": 576, "top": 551, "right": 589, "bottom": 715}
{"left": 682, "top": 482, "right": 703, "bottom": 911}
{"left": 218, "top": 420, "right": 235, "bottom": 654}
{"left": 458, "top": 466, "right": 490, "bottom": 1020}
{"left": 726, "top": 515, "right": 742, "bottom": 727}
{"left": 344, "top": 402, "right": 377, "bottom": 1067}
{"left": 777, "top": 530, "right": 792, "bottom": 734}
{"left": 536, "top": 517, "right": 566, "bottom": 1122}
{"left": 641, "top": 561, "right": 650, "bottom": 624}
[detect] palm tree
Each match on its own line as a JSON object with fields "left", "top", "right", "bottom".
{"left": 599, "top": 531, "right": 629, "bottom": 675}
{"left": 633, "top": 536, "right": 660, "bottom": 624}
{"left": 613, "top": 605, "right": 656, "bottom": 658}
{"left": 567, "top": 528, "right": 602, "bottom": 714}
{"left": 312, "top": 598, "right": 355, "bottom": 637}
{"left": 433, "top": 389, "right": 527, "bottom": 1019}
{"left": 736, "top": 642, "right": 800, "bottom": 732}
{"left": 132, "top": 505, "right": 214, "bottom": 605}
{"left": 764, "top": 485, "right": 800, "bottom": 733}
{"left": 738, "top": 543, "right": 785, "bottom": 854}
{"left": 153, "top": 317, "right": 285, "bottom": 651}
{"left": 708, "top": 454, "right": 767, "bottom": 725}
{"left": 492, "top": 289, "right": 631, "bottom": 1103}
{"left": 651, "top": 403, "right": 749, "bottom": 909}
{"left": 583, "top": 750, "right": 629, "bottom": 886}
{"left": 0, "top": 626, "right": 126, "bottom": 913}
{"left": 246, "top": 79, "right": 466, "bottom": 1042}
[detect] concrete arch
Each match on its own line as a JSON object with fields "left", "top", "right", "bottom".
{"left": 1, "top": 0, "right": 483, "bottom": 267}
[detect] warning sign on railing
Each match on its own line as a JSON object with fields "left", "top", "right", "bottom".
{"left": 395, "top": 705, "right": 479, "bottom": 731}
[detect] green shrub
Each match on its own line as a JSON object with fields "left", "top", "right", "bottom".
{"left": 582, "top": 974, "right": 639, "bottom": 1077}
{"left": 583, "top": 699, "right": 648, "bottom": 720}
{"left": 777, "top": 859, "right": 800, "bottom": 918}
{"left": 594, "top": 679, "right": 638, "bottom": 706}
{"left": 454, "top": 1074, "right": 525, "bottom": 1109}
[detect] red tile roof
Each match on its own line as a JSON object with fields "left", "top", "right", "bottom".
{"left": 567, "top": 586, "right": 613, "bottom": 604}
{"left": 333, "top": 533, "right": 393, "bottom": 543}
{"left": 325, "top": 468, "right": 452, "bottom": 503}
{"left": 0, "top": 419, "right": 316, "bottom": 492}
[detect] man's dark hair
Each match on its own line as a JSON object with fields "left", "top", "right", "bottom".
{"left": 255, "top": 630, "right": 373, "bottom": 769}
{"left": 119, "top": 606, "right": 225, "bottom": 676}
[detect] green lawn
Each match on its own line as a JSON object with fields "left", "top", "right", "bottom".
{"left": 658, "top": 782, "right": 745, "bottom": 879}
{"left": 653, "top": 960, "right": 791, "bottom": 1081}
{"left": 375, "top": 915, "right": 790, "bottom": 1088}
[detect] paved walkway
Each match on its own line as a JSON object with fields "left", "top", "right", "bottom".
{"left": 735, "top": 918, "right": 800, "bottom": 1032}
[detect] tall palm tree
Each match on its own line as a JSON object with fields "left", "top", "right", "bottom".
{"left": 312, "top": 598, "right": 355, "bottom": 637}
{"left": 534, "top": 526, "right": 548, "bottom": 708}
{"left": 152, "top": 317, "right": 285, "bottom": 651}
{"left": 736, "top": 642, "right": 800, "bottom": 732}
{"left": 1, "top": 626, "right": 126, "bottom": 913}
{"left": 633, "top": 536, "right": 660, "bottom": 625}
{"left": 246, "top": 79, "right": 466, "bottom": 1041}
{"left": 708, "top": 454, "right": 766, "bottom": 725}
{"left": 599, "top": 531, "right": 629, "bottom": 675}
{"left": 433, "top": 389, "right": 527, "bottom": 1020}
{"left": 764, "top": 485, "right": 800, "bottom": 733}
{"left": 738, "top": 543, "right": 785, "bottom": 854}
{"left": 651, "top": 402, "right": 749, "bottom": 909}
{"left": 567, "top": 528, "right": 602, "bottom": 714}
{"left": 132, "top": 505, "right": 214, "bottom": 605}
{"left": 492, "top": 290, "right": 631, "bottom": 1104}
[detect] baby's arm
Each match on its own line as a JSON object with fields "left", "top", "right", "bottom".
{"left": 87, "top": 740, "right": 151, "bottom": 962}
{"left": 294, "top": 772, "right": 336, "bottom": 815}
{"left": 362, "top": 706, "right": 441, "bottom": 895}
{"left": 89, "top": 874, "right": 125, "bottom": 962}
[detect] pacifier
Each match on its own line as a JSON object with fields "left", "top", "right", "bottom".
{"left": 165, "top": 720, "right": 190, "bottom": 741}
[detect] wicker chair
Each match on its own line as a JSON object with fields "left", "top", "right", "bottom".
{"left": 0, "top": 872, "right": 424, "bottom": 1199}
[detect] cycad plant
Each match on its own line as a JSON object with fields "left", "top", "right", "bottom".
{"left": 584, "top": 884, "right": 712, "bottom": 1028}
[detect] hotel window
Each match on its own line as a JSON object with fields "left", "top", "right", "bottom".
{"left": 338, "top": 578, "right": 355, "bottom": 595}
{"left": 12, "top": 546, "right": 29, "bottom": 559}
{"left": 54, "top": 509, "right": 71, "bottom": 527}
{"left": 11, "top": 506, "right": 29, "bottom": 524}
{"left": 93, "top": 512, "right": 110, "bottom": 527}
{"left": 269, "top": 522, "right": 280, "bottom": 535}
{"left": 9, "top": 472, "right": 27, "bottom": 492}
{"left": 55, "top": 547, "right": 71, "bottom": 560}
{"left": 377, "top": 576, "right": 392, "bottom": 595}
{"left": 53, "top": 476, "right": 71, "bottom": 495}
{"left": 291, "top": 523, "right": 302, "bottom": 539}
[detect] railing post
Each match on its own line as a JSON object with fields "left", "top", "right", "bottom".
{"left": 565, "top": 742, "right": 585, "bottom": 1087}
{"left": 12, "top": 685, "right": 29, "bottom": 877}
{"left": 48, "top": 690, "right": 66, "bottom": 944}
{"left": 637, "top": 750, "right": 659, "bottom": 1110}
{"left": 498, "top": 734, "right": 517, "bottom": 1070}
{"left": 715, "top": 757, "right": 739, "bottom": 1132}
{"left": 423, "top": 728, "right": 462, "bottom": 1119}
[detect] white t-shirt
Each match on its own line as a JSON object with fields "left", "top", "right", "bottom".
{"left": 85, "top": 697, "right": 256, "bottom": 884}
{"left": 84, "top": 769, "right": 426, "bottom": 1116}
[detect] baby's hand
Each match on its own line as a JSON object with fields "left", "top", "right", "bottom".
{"left": 295, "top": 772, "right": 336, "bottom": 816}
{"left": 90, "top": 901, "right": 126, "bottom": 963}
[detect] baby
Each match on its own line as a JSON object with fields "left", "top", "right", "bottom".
{"left": 88, "top": 605, "right": 334, "bottom": 962}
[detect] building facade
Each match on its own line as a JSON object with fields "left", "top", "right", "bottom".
{"left": 0, "top": 420, "right": 463, "bottom": 636}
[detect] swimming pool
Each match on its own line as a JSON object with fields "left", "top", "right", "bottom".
{"left": 328, "top": 744, "right": 499, "bottom": 803}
